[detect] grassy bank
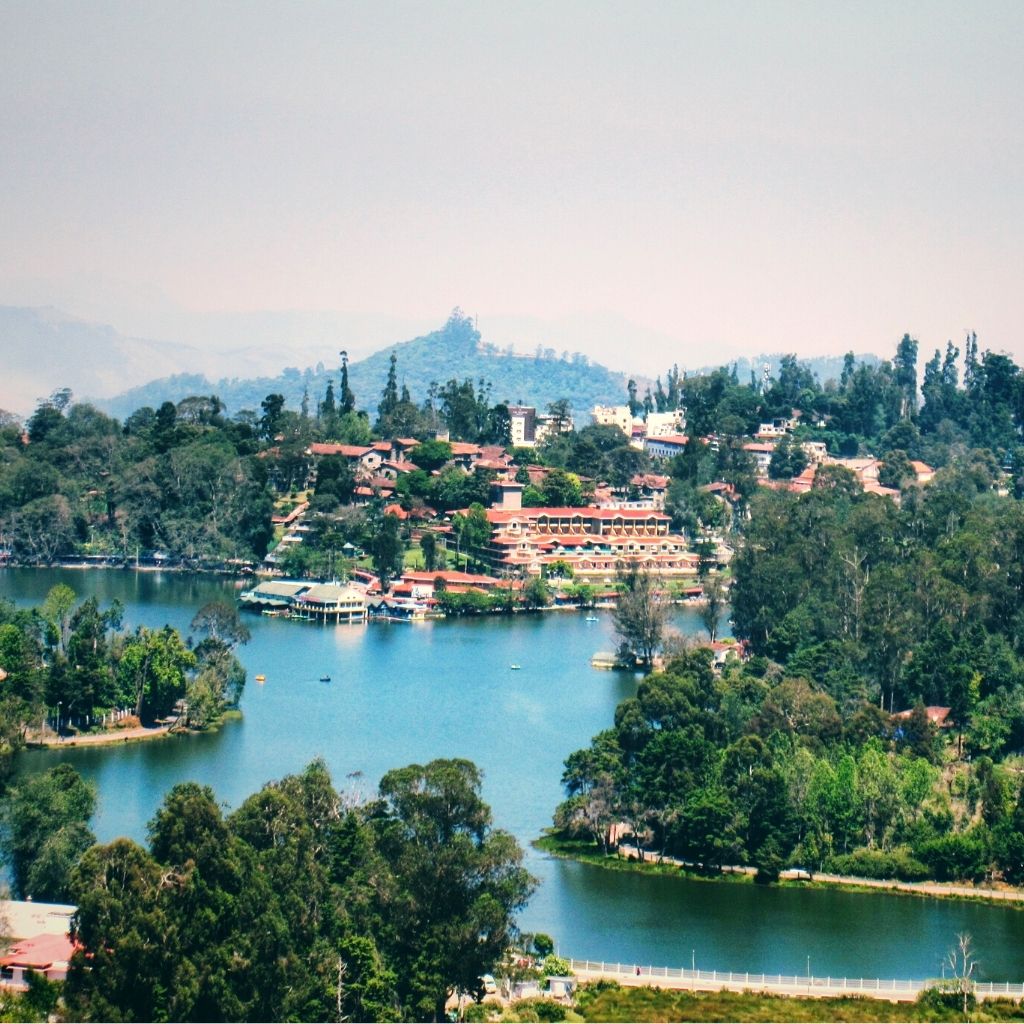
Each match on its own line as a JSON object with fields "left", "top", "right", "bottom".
{"left": 535, "top": 832, "right": 1024, "bottom": 907}
{"left": 533, "top": 833, "right": 754, "bottom": 885}
{"left": 573, "top": 984, "right": 1023, "bottom": 1023}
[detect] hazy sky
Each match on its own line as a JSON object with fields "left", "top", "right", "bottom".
{"left": 1, "top": 0, "right": 1021, "bottom": 374}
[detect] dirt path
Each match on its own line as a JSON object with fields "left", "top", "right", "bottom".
{"left": 614, "top": 843, "right": 1024, "bottom": 903}
{"left": 26, "top": 724, "right": 174, "bottom": 748}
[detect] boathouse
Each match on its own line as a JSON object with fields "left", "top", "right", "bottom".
{"left": 290, "top": 582, "right": 367, "bottom": 623}
{"left": 239, "top": 580, "right": 367, "bottom": 622}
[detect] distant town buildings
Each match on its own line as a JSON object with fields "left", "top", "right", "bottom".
{"left": 508, "top": 405, "right": 574, "bottom": 447}
{"left": 592, "top": 405, "right": 685, "bottom": 449}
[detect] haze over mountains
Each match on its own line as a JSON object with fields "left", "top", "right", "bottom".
{"left": 2, "top": 303, "right": 877, "bottom": 422}
{"left": 0, "top": 305, "right": 422, "bottom": 415}
{"left": 98, "top": 311, "right": 632, "bottom": 422}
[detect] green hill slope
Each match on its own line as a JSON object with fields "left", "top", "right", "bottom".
{"left": 101, "top": 310, "right": 629, "bottom": 422}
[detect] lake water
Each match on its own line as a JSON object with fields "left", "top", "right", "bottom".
{"left": 5, "top": 568, "right": 1024, "bottom": 980}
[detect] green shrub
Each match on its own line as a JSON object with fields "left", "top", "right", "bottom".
{"left": 915, "top": 985, "right": 976, "bottom": 1013}
{"left": 914, "top": 833, "right": 988, "bottom": 882}
{"left": 826, "top": 846, "right": 930, "bottom": 881}
{"left": 511, "top": 998, "right": 567, "bottom": 1022}
{"left": 541, "top": 954, "right": 572, "bottom": 977}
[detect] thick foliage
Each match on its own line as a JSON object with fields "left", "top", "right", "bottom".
{"left": 63, "top": 758, "right": 533, "bottom": 1023}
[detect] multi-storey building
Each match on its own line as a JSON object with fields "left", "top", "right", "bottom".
{"left": 591, "top": 404, "right": 634, "bottom": 436}
{"left": 509, "top": 406, "right": 574, "bottom": 447}
{"left": 508, "top": 406, "right": 538, "bottom": 446}
{"left": 645, "top": 409, "right": 686, "bottom": 437}
{"left": 480, "top": 504, "right": 697, "bottom": 579}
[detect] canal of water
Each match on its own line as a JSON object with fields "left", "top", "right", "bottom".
{"left": 4, "top": 568, "right": 1024, "bottom": 980}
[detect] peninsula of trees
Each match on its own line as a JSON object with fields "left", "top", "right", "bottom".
{"left": 0, "top": 589, "right": 249, "bottom": 782}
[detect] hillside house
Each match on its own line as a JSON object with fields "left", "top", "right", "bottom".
{"left": 308, "top": 442, "right": 383, "bottom": 474}
{"left": 743, "top": 442, "right": 777, "bottom": 475}
{"left": 0, "top": 900, "right": 77, "bottom": 992}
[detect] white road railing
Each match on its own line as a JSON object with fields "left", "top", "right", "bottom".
{"left": 566, "top": 959, "right": 1024, "bottom": 1001}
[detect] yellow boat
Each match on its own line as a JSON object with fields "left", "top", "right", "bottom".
{"left": 255, "top": 674, "right": 266, "bottom": 683}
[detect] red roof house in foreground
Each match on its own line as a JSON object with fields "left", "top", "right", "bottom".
{"left": 1, "top": 932, "right": 77, "bottom": 989}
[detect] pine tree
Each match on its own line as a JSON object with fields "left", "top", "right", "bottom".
{"left": 379, "top": 354, "right": 399, "bottom": 419}
{"left": 339, "top": 351, "right": 355, "bottom": 415}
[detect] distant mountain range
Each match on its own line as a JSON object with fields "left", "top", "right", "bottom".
{"left": 1, "top": 303, "right": 881, "bottom": 423}
{"left": 0, "top": 306, "right": 207, "bottom": 415}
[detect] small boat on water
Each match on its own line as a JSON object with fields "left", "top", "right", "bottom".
{"left": 319, "top": 675, "right": 331, "bottom": 682}
{"left": 509, "top": 664, "right": 521, "bottom": 670}
{"left": 255, "top": 674, "right": 266, "bottom": 683}
{"left": 585, "top": 615, "right": 599, "bottom": 622}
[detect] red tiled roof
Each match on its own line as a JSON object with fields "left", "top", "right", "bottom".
{"left": 485, "top": 506, "right": 671, "bottom": 523}
{"left": 402, "top": 570, "right": 500, "bottom": 585}
{"left": 863, "top": 481, "right": 900, "bottom": 498}
{"left": 271, "top": 501, "right": 309, "bottom": 526}
{"left": 632, "top": 473, "right": 670, "bottom": 488}
{"left": 1, "top": 933, "right": 75, "bottom": 969}
{"left": 310, "top": 443, "right": 373, "bottom": 457}
{"left": 893, "top": 705, "right": 951, "bottom": 726}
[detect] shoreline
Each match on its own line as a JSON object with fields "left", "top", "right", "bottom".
{"left": 4, "top": 560, "right": 252, "bottom": 577}
{"left": 535, "top": 833, "right": 1024, "bottom": 908}
{"left": 25, "top": 724, "right": 176, "bottom": 749}
{"left": 23, "top": 711, "right": 242, "bottom": 751}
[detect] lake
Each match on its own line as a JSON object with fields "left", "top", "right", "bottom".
{"left": 5, "top": 567, "right": 1024, "bottom": 980}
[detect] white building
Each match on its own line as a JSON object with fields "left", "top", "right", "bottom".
{"left": 645, "top": 409, "right": 686, "bottom": 437}
{"left": 510, "top": 406, "right": 573, "bottom": 447}
{"left": 645, "top": 433, "right": 689, "bottom": 460}
{"left": 508, "top": 406, "right": 538, "bottom": 446}
{"left": 591, "top": 404, "right": 634, "bottom": 437}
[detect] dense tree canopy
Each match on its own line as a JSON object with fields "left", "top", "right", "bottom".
{"left": 1, "top": 764, "right": 96, "bottom": 901}
{"left": 59, "top": 758, "right": 532, "bottom": 1023}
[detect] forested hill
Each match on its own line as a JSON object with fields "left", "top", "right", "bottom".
{"left": 101, "top": 311, "right": 629, "bottom": 420}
